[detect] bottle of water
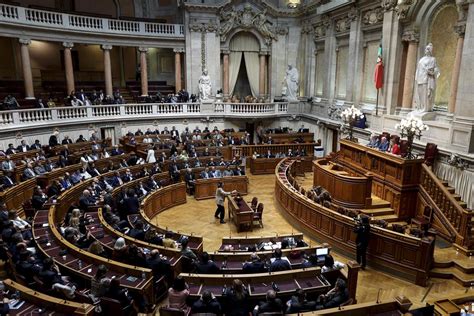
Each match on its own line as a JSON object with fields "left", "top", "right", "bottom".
{"left": 78, "top": 260, "right": 82, "bottom": 269}
{"left": 141, "top": 271, "right": 146, "bottom": 280}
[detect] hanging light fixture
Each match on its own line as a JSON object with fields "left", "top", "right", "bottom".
{"left": 287, "top": 0, "right": 301, "bottom": 9}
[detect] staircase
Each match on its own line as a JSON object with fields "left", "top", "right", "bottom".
{"left": 420, "top": 164, "right": 474, "bottom": 254}
{"left": 359, "top": 198, "right": 399, "bottom": 223}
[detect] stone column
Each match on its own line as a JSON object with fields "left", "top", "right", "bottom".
{"left": 259, "top": 53, "right": 266, "bottom": 96}
{"left": 101, "top": 44, "right": 113, "bottom": 97}
{"left": 174, "top": 48, "right": 183, "bottom": 93}
{"left": 448, "top": 24, "right": 465, "bottom": 114}
{"left": 401, "top": 30, "right": 419, "bottom": 111}
{"left": 139, "top": 47, "right": 148, "bottom": 96}
{"left": 63, "top": 42, "right": 75, "bottom": 95}
{"left": 222, "top": 50, "right": 229, "bottom": 96}
{"left": 19, "top": 39, "right": 34, "bottom": 99}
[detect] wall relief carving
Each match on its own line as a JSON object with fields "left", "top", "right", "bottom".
{"left": 218, "top": 4, "right": 278, "bottom": 44}
{"left": 362, "top": 7, "right": 384, "bottom": 25}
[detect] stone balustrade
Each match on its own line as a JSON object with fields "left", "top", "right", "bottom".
{"left": 0, "top": 3, "right": 184, "bottom": 38}
{"left": 0, "top": 102, "right": 289, "bottom": 129}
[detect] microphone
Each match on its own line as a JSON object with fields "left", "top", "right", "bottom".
{"left": 376, "top": 288, "right": 382, "bottom": 303}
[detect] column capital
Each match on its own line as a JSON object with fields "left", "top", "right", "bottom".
{"left": 221, "top": 49, "right": 230, "bottom": 55}
{"left": 62, "top": 42, "right": 74, "bottom": 49}
{"left": 138, "top": 47, "right": 149, "bottom": 53}
{"left": 173, "top": 48, "right": 185, "bottom": 53}
{"left": 19, "top": 38, "right": 31, "bottom": 45}
{"left": 401, "top": 30, "right": 419, "bottom": 42}
{"left": 101, "top": 44, "right": 113, "bottom": 51}
{"left": 259, "top": 51, "right": 270, "bottom": 56}
{"left": 454, "top": 23, "right": 466, "bottom": 37}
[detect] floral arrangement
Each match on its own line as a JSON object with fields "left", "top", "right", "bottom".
{"left": 395, "top": 116, "right": 429, "bottom": 159}
{"left": 340, "top": 105, "right": 365, "bottom": 141}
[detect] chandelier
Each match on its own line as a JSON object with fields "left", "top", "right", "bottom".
{"left": 287, "top": 0, "right": 301, "bottom": 9}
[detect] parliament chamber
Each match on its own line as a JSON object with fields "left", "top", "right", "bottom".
{"left": 1, "top": 0, "right": 474, "bottom": 315}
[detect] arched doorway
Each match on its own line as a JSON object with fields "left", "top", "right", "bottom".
{"left": 228, "top": 32, "right": 261, "bottom": 98}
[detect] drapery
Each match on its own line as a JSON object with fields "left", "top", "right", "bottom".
{"left": 434, "top": 162, "right": 474, "bottom": 210}
{"left": 229, "top": 52, "right": 242, "bottom": 97}
{"left": 243, "top": 52, "right": 259, "bottom": 97}
{"left": 102, "top": 127, "right": 115, "bottom": 145}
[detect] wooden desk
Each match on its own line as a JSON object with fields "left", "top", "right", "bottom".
{"left": 0, "top": 178, "right": 36, "bottom": 217}
{"left": 3, "top": 279, "right": 95, "bottom": 315}
{"left": 233, "top": 143, "right": 319, "bottom": 158}
{"left": 314, "top": 159, "right": 372, "bottom": 209}
{"left": 338, "top": 139, "right": 424, "bottom": 219}
{"left": 194, "top": 176, "right": 248, "bottom": 200}
{"left": 219, "top": 233, "right": 305, "bottom": 251}
{"left": 250, "top": 157, "right": 284, "bottom": 174}
{"left": 262, "top": 132, "right": 314, "bottom": 144}
{"left": 275, "top": 158, "right": 434, "bottom": 286}
{"left": 228, "top": 196, "right": 254, "bottom": 232}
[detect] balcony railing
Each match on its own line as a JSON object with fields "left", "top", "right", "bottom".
{"left": 0, "top": 102, "right": 289, "bottom": 128}
{"left": 0, "top": 3, "right": 184, "bottom": 38}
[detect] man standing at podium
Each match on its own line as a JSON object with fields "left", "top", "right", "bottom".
{"left": 214, "top": 182, "right": 236, "bottom": 224}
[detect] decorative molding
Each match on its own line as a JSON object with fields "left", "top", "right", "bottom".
{"left": 401, "top": 30, "right": 419, "bottom": 42}
{"left": 395, "top": 0, "right": 416, "bottom": 19}
{"left": 381, "top": 0, "right": 397, "bottom": 12}
{"left": 362, "top": 7, "right": 384, "bottom": 25}
{"left": 18, "top": 38, "right": 31, "bottom": 45}
{"left": 201, "top": 32, "right": 206, "bottom": 72}
{"left": 62, "top": 42, "right": 74, "bottom": 49}
{"left": 447, "top": 153, "right": 470, "bottom": 170}
{"left": 189, "top": 20, "right": 218, "bottom": 33}
{"left": 218, "top": 4, "right": 277, "bottom": 44}
{"left": 454, "top": 23, "right": 466, "bottom": 37}
{"left": 173, "top": 48, "right": 185, "bottom": 53}
{"left": 138, "top": 47, "right": 149, "bottom": 53}
{"left": 456, "top": 0, "right": 469, "bottom": 22}
{"left": 335, "top": 16, "right": 350, "bottom": 33}
{"left": 101, "top": 44, "right": 113, "bottom": 50}
{"left": 347, "top": 6, "right": 359, "bottom": 22}
{"left": 301, "top": 21, "right": 313, "bottom": 34}
{"left": 313, "top": 24, "right": 327, "bottom": 39}
{"left": 275, "top": 25, "right": 289, "bottom": 36}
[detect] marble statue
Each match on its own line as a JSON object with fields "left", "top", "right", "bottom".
{"left": 198, "top": 69, "right": 212, "bottom": 100}
{"left": 283, "top": 65, "right": 299, "bottom": 101}
{"left": 414, "top": 43, "right": 440, "bottom": 112}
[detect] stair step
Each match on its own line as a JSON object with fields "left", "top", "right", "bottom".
{"left": 361, "top": 207, "right": 395, "bottom": 217}
{"left": 446, "top": 187, "right": 456, "bottom": 194}
{"left": 453, "top": 194, "right": 462, "bottom": 201}
{"left": 459, "top": 201, "right": 468, "bottom": 209}
{"left": 441, "top": 180, "right": 449, "bottom": 187}
{"left": 375, "top": 214, "right": 399, "bottom": 223}
{"left": 430, "top": 267, "right": 474, "bottom": 287}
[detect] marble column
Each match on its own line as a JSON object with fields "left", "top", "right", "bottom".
{"left": 222, "top": 51, "right": 229, "bottom": 96}
{"left": 448, "top": 24, "right": 465, "bottom": 114}
{"left": 174, "top": 48, "right": 183, "bottom": 93}
{"left": 19, "top": 39, "right": 34, "bottom": 99}
{"left": 401, "top": 31, "right": 419, "bottom": 110}
{"left": 63, "top": 42, "right": 75, "bottom": 95}
{"left": 259, "top": 53, "right": 266, "bottom": 96}
{"left": 139, "top": 47, "right": 148, "bottom": 96}
{"left": 101, "top": 44, "right": 113, "bottom": 97}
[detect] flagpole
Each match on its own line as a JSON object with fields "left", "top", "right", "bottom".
{"left": 376, "top": 89, "right": 379, "bottom": 116}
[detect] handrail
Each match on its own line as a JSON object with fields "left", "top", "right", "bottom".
{"left": 0, "top": 3, "right": 184, "bottom": 38}
{"left": 420, "top": 163, "right": 473, "bottom": 248}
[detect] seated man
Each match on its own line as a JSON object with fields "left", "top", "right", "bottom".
{"left": 200, "top": 167, "right": 210, "bottom": 179}
{"left": 192, "top": 290, "right": 221, "bottom": 314}
{"left": 367, "top": 134, "right": 380, "bottom": 148}
{"left": 195, "top": 252, "right": 220, "bottom": 274}
{"left": 378, "top": 136, "right": 389, "bottom": 152}
{"left": 286, "top": 288, "right": 316, "bottom": 314}
{"left": 243, "top": 253, "right": 266, "bottom": 274}
{"left": 223, "top": 166, "right": 234, "bottom": 177}
{"left": 315, "top": 278, "right": 349, "bottom": 310}
{"left": 128, "top": 220, "right": 146, "bottom": 240}
{"left": 184, "top": 168, "right": 196, "bottom": 195}
{"left": 269, "top": 248, "right": 291, "bottom": 272}
{"left": 253, "top": 290, "right": 283, "bottom": 315}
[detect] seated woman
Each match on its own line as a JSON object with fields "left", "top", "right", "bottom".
{"left": 367, "top": 134, "right": 380, "bottom": 148}
{"left": 390, "top": 137, "right": 400, "bottom": 155}
{"left": 105, "top": 278, "right": 134, "bottom": 309}
{"left": 321, "top": 254, "right": 345, "bottom": 273}
{"left": 168, "top": 276, "right": 189, "bottom": 310}
{"left": 88, "top": 240, "right": 108, "bottom": 258}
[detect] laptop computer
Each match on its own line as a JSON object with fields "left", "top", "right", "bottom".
{"left": 316, "top": 247, "right": 329, "bottom": 263}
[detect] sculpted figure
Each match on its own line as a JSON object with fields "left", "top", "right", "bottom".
{"left": 198, "top": 69, "right": 212, "bottom": 100}
{"left": 253, "top": 9, "right": 277, "bottom": 40}
{"left": 414, "top": 43, "right": 440, "bottom": 112}
{"left": 283, "top": 65, "right": 299, "bottom": 101}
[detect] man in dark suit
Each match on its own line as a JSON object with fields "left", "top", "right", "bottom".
{"left": 79, "top": 189, "right": 96, "bottom": 211}
{"left": 191, "top": 290, "right": 222, "bottom": 315}
{"left": 169, "top": 163, "right": 180, "bottom": 183}
{"left": 128, "top": 220, "right": 145, "bottom": 240}
{"left": 16, "top": 140, "right": 29, "bottom": 152}
{"left": 170, "top": 126, "right": 179, "bottom": 140}
{"left": 108, "top": 171, "right": 123, "bottom": 188}
{"left": 122, "top": 189, "right": 139, "bottom": 215}
{"left": 111, "top": 145, "right": 123, "bottom": 156}
{"left": 195, "top": 252, "right": 220, "bottom": 274}
{"left": 5, "top": 144, "right": 16, "bottom": 155}
{"left": 30, "top": 140, "right": 42, "bottom": 150}
{"left": 253, "top": 290, "right": 283, "bottom": 315}
{"left": 0, "top": 172, "right": 15, "bottom": 191}
{"left": 121, "top": 169, "right": 134, "bottom": 183}
{"left": 243, "top": 253, "right": 266, "bottom": 274}
{"left": 145, "top": 175, "right": 160, "bottom": 191}
{"left": 146, "top": 249, "right": 172, "bottom": 280}
{"left": 184, "top": 168, "right": 196, "bottom": 195}
{"left": 269, "top": 248, "right": 291, "bottom": 272}
{"left": 61, "top": 135, "right": 73, "bottom": 144}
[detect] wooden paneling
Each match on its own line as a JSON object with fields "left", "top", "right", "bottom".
{"left": 194, "top": 176, "right": 248, "bottom": 200}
